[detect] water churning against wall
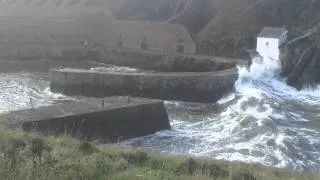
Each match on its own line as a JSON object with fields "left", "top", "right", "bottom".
{"left": 0, "top": 73, "right": 70, "bottom": 113}
{"left": 123, "top": 56, "right": 320, "bottom": 171}
{"left": 0, "top": 56, "right": 320, "bottom": 171}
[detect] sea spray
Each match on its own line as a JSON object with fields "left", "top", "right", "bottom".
{"left": 123, "top": 55, "right": 320, "bottom": 171}
{"left": 0, "top": 73, "right": 71, "bottom": 113}
{"left": 0, "top": 58, "right": 320, "bottom": 170}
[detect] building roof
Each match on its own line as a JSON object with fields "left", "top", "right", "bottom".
{"left": 258, "top": 27, "right": 287, "bottom": 38}
{"left": 113, "top": 20, "right": 195, "bottom": 51}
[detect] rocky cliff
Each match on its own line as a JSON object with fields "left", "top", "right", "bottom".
{"left": 198, "top": 0, "right": 320, "bottom": 58}
{"left": 280, "top": 23, "right": 320, "bottom": 89}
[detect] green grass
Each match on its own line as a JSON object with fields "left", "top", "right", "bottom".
{"left": 0, "top": 129, "right": 318, "bottom": 180}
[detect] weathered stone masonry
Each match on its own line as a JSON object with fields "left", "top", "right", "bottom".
{"left": 2, "top": 97, "right": 170, "bottom": 142}
{"left": 50, "top": 68, "right": 238, "bottom": 103}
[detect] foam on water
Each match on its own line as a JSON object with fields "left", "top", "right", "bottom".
{"left": 0, "top": 72, "right": 71, "bottom": 113}
{"left": 1, "top": 58, "right": 320, "bottom": 171}
{"left": 123, "top": 55, "right": 320, "bottom": 171}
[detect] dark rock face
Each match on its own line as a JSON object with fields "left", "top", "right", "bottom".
{"left": 199, "top": 0, "right": 320, "bottom": 58}
{"left": 280, "top": 23, "right": 320, "bottom": 89}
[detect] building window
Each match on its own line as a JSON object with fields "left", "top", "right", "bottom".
{"left": 141, "top": 42, "right": 148, "bottom": 49}
{"left": 177, "top": 45, "right": 184, "bottom": 53}
{"left": 117, "top": 34, "right": 123, "bottom": 48}
{"left": 141, "top": 36, "right": 148, "bottom": 50}
{"left": 177, "top": 37, "right": 184, "bottom": 53}
{"left": 117, "top": 39, "right": 123, "bottom": 48}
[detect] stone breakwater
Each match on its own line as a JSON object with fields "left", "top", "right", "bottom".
{"left": 50, "top": 67, "right": 238, "bottom": 103}
{"left": 2, "top": 96, "right": 170, "bottom": 142}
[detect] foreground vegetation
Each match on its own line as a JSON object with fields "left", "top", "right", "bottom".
{"left": 0, "top": 129, "right": 319, "bottom": 180}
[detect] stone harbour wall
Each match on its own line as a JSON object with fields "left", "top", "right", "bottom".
{"left": 0, "top": 45, "right": 100, "bottom": 60}
{"left": 99, "top": 48, "right": 239, "bottom": 72}
{"left": 50, "top": 68, "right": 238, "bottom": 103}
{"left": 0, "top": 46, "right": 242, "bottom": 74}
{"left": 2, "top": 97, "right": 170, "bottom": 142}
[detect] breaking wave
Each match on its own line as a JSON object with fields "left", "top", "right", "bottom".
{"left": 123, "top": 56, "right": 320, "bottom": 171}
{"left": 0, "top": 56, "right": 320, "bottom": 171}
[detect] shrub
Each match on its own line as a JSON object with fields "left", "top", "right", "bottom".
{"left": 78, "top": 141, "right": 99, "bottom": 155}
{"left": 120, "top": 150, "right": 149, "bottom": 165}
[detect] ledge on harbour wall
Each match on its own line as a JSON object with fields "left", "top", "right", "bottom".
{"left": 99, "top": 48, "right": 241, "bottom": 72}
{"left": 49, "top": 68, "right": 238, "bottom": 103}
{"left": 1, "top": 97, "right": 170, "bottom": 142}
{"left": 0, "top": 46, "right": 245, "bottom": 71}
{"left": 0, "top": 45, "right": 100, "bottom": 61}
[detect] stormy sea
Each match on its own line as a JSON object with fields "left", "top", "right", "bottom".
{"left": 1, "top": 57, "right": 320, "bottom": 171}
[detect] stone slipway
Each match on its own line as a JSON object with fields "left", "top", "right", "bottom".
{"left": 50, "top": 67, "right": 238, "bottom": 103}
{"left": 1, "top": 97, "right": 170, "bottom": 142}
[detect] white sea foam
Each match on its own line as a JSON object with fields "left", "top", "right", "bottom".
{"left": 1, "top": 56, "right": 320, "bottom": 170}
{"left": 125, "top": 55, "right": 320, "bottom": 171}
{"left": 0, "top": 73, "right": 73, "bottom": 113}
{"left": 217, "top": 93, "right": 236, "bottom": 105}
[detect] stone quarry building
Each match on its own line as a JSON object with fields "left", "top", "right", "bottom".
{"left": 114, "top": 20, "right": 196, "bottom": 53}
{"left": 0, "top": 6, "right": 196, "bottom": 56}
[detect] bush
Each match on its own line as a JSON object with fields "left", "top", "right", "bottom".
{"left": 119, "top": 150, "right": 149, "bottom": 165}
{"left": 78, "top": 141, "right": 99, "bottom": 155}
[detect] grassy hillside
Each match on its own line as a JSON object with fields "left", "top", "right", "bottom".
{"left": 0, "top": 126, "right": 319, "bottom": 180}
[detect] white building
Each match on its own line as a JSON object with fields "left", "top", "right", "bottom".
{"left": 256, "top": 27, "right": 288, "bottom": 60}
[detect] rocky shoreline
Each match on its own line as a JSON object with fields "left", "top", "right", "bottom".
{"left": 280, "top": 23, "right": 320, "bottom": 89}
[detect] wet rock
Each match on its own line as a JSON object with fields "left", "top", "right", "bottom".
{"left": 280, "top": 23, "right": 320, "bottom": 89}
